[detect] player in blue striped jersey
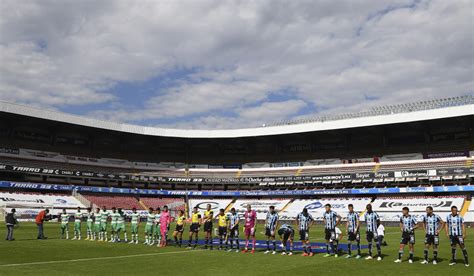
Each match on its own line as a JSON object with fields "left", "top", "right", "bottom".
{"left": 421, "top": 206, "right": 444, "bottom": 265}
{"left": 445, "top": 206, "right": 469, "bottom": 267}
{"left": 264, "top": 206, "right": 279, "bottom": 254}
{"left": 346, "top": 204, "right": 361, "bottom": 259}
{"left": 297, "top": 208, "right": 314, "bottom": 256}
{"left": 364, "top": 204, "right": 382, "bottom": 261}
{"left": 322, "top": 204, "right": 341, "bottom": 257}
{"left": 394, "top": 207, "right": 418, "bottom": 263}
{"left": 278, "top": 224, "right": 295, "bottom": 256}
{"left": 227, "top": 208, "right": 240, "bottom": 252}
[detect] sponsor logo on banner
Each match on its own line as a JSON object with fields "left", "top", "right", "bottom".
{"left": 379, "top": 200, "right": 453, "bottom": 209}
{"left": 195, "top": 201, "right": 221, "bottom": 211}
{"left": 304, "top": 201, "right": 346, "bottom": 210}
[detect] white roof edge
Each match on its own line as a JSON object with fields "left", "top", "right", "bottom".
{"left": 0, "top": 101, "right": 472, "bottom": 138}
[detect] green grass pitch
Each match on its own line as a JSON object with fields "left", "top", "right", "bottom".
{"left": 0, "top": 222, "right": 472, "bottom": 275}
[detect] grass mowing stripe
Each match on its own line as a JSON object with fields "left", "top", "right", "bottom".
{"left": 0, "top": 249, "right": 205, "bottom": 267}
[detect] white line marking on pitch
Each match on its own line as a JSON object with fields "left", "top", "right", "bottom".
{"left": 0, "top": 250, "right": 205, "bottom": 267}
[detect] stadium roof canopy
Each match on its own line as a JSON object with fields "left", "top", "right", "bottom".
{"left": 0, "top": 96, "right": 472, "bottom": 138}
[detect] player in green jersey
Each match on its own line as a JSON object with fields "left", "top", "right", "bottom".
{"left": 115, "top": 208, "right": 128, "bottom": 243}
{"left": 93, "top": 208, "right": 101, "bottom": 241}
{"left": 59, "top": 208, "right": 70, "bottom": 240}
{"left": 153, "top": 207, "right": 162, "bottom": 246}
{"left": 129, "top": 208, "right": 140, "bottom": 244}
{"left": 72, "top": 207, "right": 83, "bottom": 240}
{"left": 110, "top": 207, "right": 119, "bottom": 242}
{"left": 144, "top": 208, "right": 154, "bottom": 245}
{"left": 85, "top": 207, "right": 94, "bottom": 240}
{"left": 100, "top": 206, "right": 110, "bottom": 242}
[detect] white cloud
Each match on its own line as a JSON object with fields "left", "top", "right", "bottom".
{"left": 0, "top": 0, "right": 472, "bottom": 128}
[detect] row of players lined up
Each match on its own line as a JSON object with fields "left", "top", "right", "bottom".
{"left": 54, "top": 203, "right": 468, "bottom": 267}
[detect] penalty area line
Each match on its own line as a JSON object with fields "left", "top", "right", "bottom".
{"left": 0, "top": 249, "right": 205, "bottom": 267}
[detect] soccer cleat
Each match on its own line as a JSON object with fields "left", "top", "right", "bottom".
{"left": 409, "top": 259, "right": 413, "bottom": 264}
{"left": 465, "top": 264, "right": 470, "bottom": 267}
{"left": 449, "top": 260, "right": 456, "bottom": 266}
{"left": 135, "top": 241, "right": 138, "bottom": 244}
{"left": 129, "top": 241, "right": 134, "bottom": 244}
{"left": 273, "top": 251, "right": 277, "bottom": 255}
{"left": 421, "top": 260, "right": 428, "bottom": 264}
{"left": 302, "top": 253, "right": 308, "bottom": 257}
{"left": 308, "top": 252, "right": 314, "bottom": 257}
{"left": 71, "top": 237, "right": 77, "bottom": 240}
{"left": 242, "top": 249, "right": 248, "bottom": 253}
{"left": 281, "top": 252, "right": 286, "bottom": 255}
{"left": 235, "top": 249, "right": 239, "bottom": 253}
{"left": 376, "top": 257, "right": 382, "bottom": 261}
{"left": 345, "top": 255, "right": 352, "bottom": 259}
{"left": 355, "top": 255, "right": 361, "bottom": 259}
{"left": 432, "top": 260, "right": 437, "bottom": 265}
{"left": 288, "top": 252, "right": 293, "bottom": 256}
{"left": 264, "top": 250, "right": 270, "bottom": 254}
{"left": 365, "top": 256, "right": 373, "bottom": 260}
{"left": 334, "top": 254, "right": 339, "bottom": 258}
{"left": 323, "top": 254, "right": 331, "bottom": 258}
{"left": 251, "top": 250, "right": 255, "bottom": 254}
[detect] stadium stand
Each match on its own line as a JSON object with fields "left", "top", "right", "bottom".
{"left": 82, "top": 194, "right": 140, "bottom": 210}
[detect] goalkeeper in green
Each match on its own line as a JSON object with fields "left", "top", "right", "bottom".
{"left": 129, "top": 208, "right": 140, "bottom": 244}
{"left": 59, "top": 208, "right": 70, "bottom": 240}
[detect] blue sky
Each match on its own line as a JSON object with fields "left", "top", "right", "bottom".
{"left": 0, "top": 0, "right": 472, "bottom": 129}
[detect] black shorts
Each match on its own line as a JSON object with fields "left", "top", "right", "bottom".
{"left": 325, "top": 229, "right": 335, "bottom": 241}
{"left": 299, "top": 230, "right": 309, "bottom": 241}
{"left": 203, "top": 221, "right": 213, "bottom": 232}
{"left": 190, "top": 223, "right": 200, "bottom": 233}
{"left": 450, "top": 235, "right": 465, "bottom": 246}
{"left": 218, "top": 226, "right": 227, "bottom": 236}
{"left": 400, "top": 231, "right": 415, "bottom": 245}
{"left": 265, "top": 227, "right": 276, "bottom": 237}
{"left": 425, "top": 234, "right": 439, "bottom": 246}
{"left": 348, "top": 231, "right": 360, "bottom": 242}
{"left": 283, "top": 230, "right": 294, "bottom": 241}
{"left": 175, "top": 224, "right": 184, "bottom": 233}
{"left": 366, "top": 231, "right": 379, "bottom": 242}
{"left": 228, "top": 225, "right": 239, "bottom": 238}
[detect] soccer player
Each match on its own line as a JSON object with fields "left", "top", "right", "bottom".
{"left": 297, "top": 207, "right": 314, "bottom": 257}
{"left": 227, "top": 208, "right": 240, "bottom": 252}
{"left": 129, "top": 207, "right": 140, "bottom": 244}
{"left": 203, "top": 204, "right": 214, "bottom": 250}
{"left": 216, "top": 208, "right": 229, "bottom": 250}
{"left": 278, "top": 224, "right": 294, "bottom": 256}
{"left": 364, "top": 204, "right": 382, "bottom": 261}
{"left": 115, "top": 208, "right": 127, "bottom": 243}
{"left": 72, "top": 207, "right": 83, "bottom": 240}
{"left": 173, "top": 210, "right": 186, "bottom": 247}
{"left": 93, "top": 208, "right": 101, "bottom": 241}
{"left": 346, "top": 204, "right": 361, "bottom": 258}
{"left": 322, "top": 204, "right": 341, "bottom": 257}
{"left": 144, "top": 207, "right": 154, "bottom": 245}
{"left": 395, "top": 207, "right": 418, "bottom": 263}
{"left": 85, "top": 207, "right": 94, "bottom": 240}
{"left": 110, "top": 207, "right": 119, "bottom": 242}
{"left": 421, "top": 206, "right": 443, "bottom": 264}
{"left": 187, "top": 206, "right": 201, "bottom": 249}
{"left": 242, "top": 204, "right": 257, "bottom": 253}
{"left": 59, "top": 208, "right": 69, "bottom": 240}
{"left": 153, "top": 207, "right": 161, "bottom": 246}
{"left": 445, "top": 206, "right": 469, "bottom": 267}
{"left": 99, "top": 206, "right": 110, "bottom": 242}
{"left": 159, "top": 205, "right": 171, "bottom": 247}
{"left": 264, "top": 206, "right": 279, "bottom": 255}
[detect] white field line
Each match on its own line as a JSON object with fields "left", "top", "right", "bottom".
{"left": 0, "top": 249, "right": 205, "bottom": 267}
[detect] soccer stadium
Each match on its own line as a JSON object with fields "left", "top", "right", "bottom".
{"left": 0, "top": 1, "right": 473, "bottom": 276}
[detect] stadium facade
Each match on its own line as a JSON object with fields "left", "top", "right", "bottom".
{"left": 0, "top": 96, "right": 473, "bottom": 223}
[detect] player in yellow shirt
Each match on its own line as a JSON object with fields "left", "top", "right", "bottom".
{"left": 203, "top": 204, "right": 214, "bottom": 250}
{"left": 187, "top": 206, "right": 202, "bottom": 249}
{"left": 173, "top": 210, "right": 186, "bottom": 247}
{"left": 216, "top": 208, "right": 229, "bottom": 250}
